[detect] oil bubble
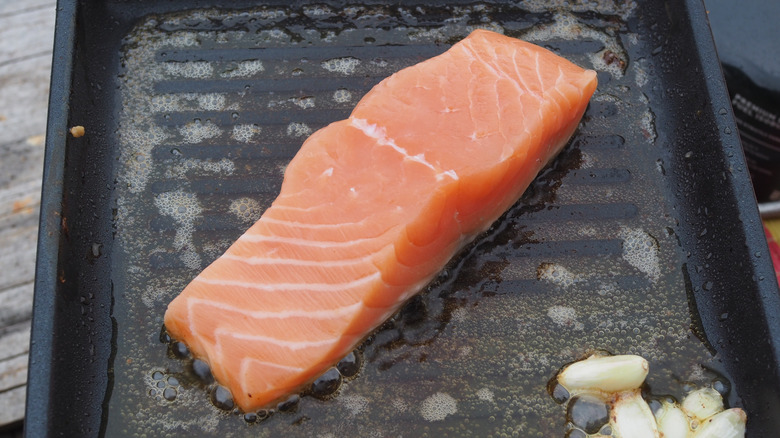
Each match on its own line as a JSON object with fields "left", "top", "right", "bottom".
{"left": 163, "top": 387, "right": 177, "bottom": 401}
{"left": 210, "top": 385, "right": 234, "bottom": 411}
{"left": 310, "top": 367, "right": 342, "bottom": 399}
{"left": 547, "top": 379, "right": 570, "bottom": 404}
{"left": 192, "top": 358, "right": 214, "bottom": 384}
{"left": 336, "top": 351, "right": 361, "bottom": 378}
{"left": 565, "top": 429, "right": 587, "bottom": 438}
{"left": 170, "top": 341, "right": 190, "bottom": 358}
{"left": 566, "top": 395, "right": 609, "bottom": 434}
{"left": 277, "top": 394, "right": 300, "bottom": 413}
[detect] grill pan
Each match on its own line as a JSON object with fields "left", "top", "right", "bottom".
{"left": 27, "top": 0, "right": 780, "bottom": 436}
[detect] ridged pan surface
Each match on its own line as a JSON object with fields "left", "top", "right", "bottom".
{"left": 94, "top": 1, "right": 734, "bottom": 436}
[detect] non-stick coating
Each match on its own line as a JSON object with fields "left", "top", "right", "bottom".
{"left": 26, "top": 0, "right": 780, "bottom": 436}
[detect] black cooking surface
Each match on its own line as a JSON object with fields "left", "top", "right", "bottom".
{"left": 27, "top": 0, "right": 780, "bottom": 436}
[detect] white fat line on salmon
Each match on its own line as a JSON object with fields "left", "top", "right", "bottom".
{"left": 215, "top": 328, "right": 339, "bottom": 351}
{"left": 222, "top": 253, "right": 376, "bottom": 267}
{"left": 189, "top": 298, "right": 362, "bottom": 320}
{"left": 240, "top": 358, "right": 305, "bottom": 385}
{"left": 239, "top": 232, "right": 388, "bottom": 247}
{"left": 261, "top": 215, "right": 394, "bottom": 233}
{"left": 193, "top": 271, "right": 381, "bottom": 292}
{"left": 349, "top": 117, "right": 458, "bottom": 182}
{"left": 461, "top": 39, "right": 531, "bottom": 101}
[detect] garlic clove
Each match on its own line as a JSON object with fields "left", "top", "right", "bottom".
{"left": 691, "top": 408, "right": 746, "bottom": 438}
{"left": 559, "top": 354, "right": 649, "bottom": 393}
{"left": 655, "top": 401, "right": 692, "bottom": 438}
{"left": 681, "top": 387, "right": 725, "bottom": 421}
{"left": 610, "top": 390, "right": 659, "bottom": 438}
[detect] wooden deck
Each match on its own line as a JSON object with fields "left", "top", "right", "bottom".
{"left": 0, "top": 0, "right": 56, "bottom": 433}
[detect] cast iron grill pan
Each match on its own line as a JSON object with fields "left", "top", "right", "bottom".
{"left": 26, "top": 0, "right": 780, "bottom": 436}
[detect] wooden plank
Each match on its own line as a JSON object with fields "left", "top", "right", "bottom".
{"left": 0, "top": 5, "right": 55, "bottom": 65}
{"left": 0, "top": 355, "right": 28, "bottom": 393}
{"left": 0, "top": 179, "right": 42, "bottom": 218}
{"left": 0, "top": 55, "right": 53, "bottom": 149}
{"left": 0, "top": 322, "right": 31, "bottom": 360}
{"left": 0, "top": 136, "right": 46, "bottom": 191}
{"left": 0, "top": 0, "right": 56, "bottom": 430}
{"left": 0, "top": 1, "right": 53, "bottom": 17}
{"left": 0, "top": 212, "right": 38, "bottom": 292}
{"left": 0, "top": 284, "right": 34, "bottom": 330}
{"left": 0, "top": 385, "right": 25, "bottom": 428}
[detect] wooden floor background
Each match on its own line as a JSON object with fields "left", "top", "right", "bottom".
{"left": 0, "top": 0, "right": 56, "bottom": 434}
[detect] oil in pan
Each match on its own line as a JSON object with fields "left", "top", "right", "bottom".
{"left": 107, "top": 2, "right": 732, "bottom": 436}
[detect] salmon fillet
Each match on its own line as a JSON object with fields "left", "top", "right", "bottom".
{"left": 164, "top": 29, "right": 597, "bottom": 411}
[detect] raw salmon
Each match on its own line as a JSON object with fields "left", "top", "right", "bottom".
{"left": 164, "top": 29, "right": 597, "bottom": 411}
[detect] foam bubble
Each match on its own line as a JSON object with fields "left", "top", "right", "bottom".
{"left": 221, "top": 60, "right": 264, "bottom": 78}
{"left": 292, "top": 96, "right": 315, "bottom": 109}
{"left": 634, "top": 58, "right": 649, "bottom": 87}
{"left": 619, "top": 227, "right": 660, "bottom": 281}
{"left": 164, "top": 158, "right": 235, "bottom": 179}
{"left": 420, "top": 392, "right": 457, "bottom": 422}
{"left": 537, "top": 263, "right": 581, "bottom": 288}
{"left": 303, "top": 4, "right": 334, "bottom": 18}
{"left": 522, "top": 12, "right": 627, "bottom": 79}
{"left": 340, "top": 394, "right": 369, "bottom": 416}
{"left": 321, "top": 57, "right": 360, "bottom": 75}
{"left": 150, "top": 94, "right": 181, "bottom": 113}
{"left": 333, "top": 88, "right": 352, "bottom": 103}
{"left": 521, "top": 0, "right": 637, "bottom": 19}
{"left": 179, "top": 119, "right": 222, "bottom": 143}
{"left": 163, "top": 31, "right": 200, "bottom": 48}
{"left": 638, "top": 94, "right": 657, "bottom": 142}
{"left": 229, "top": 197, "right": 263, "bottom": 223}
{"left": 451, "top": 307, "right": 468, "bottom": 323}
{"left": 197, "top": 93, "right": 226, "bottom": 110}
{"left": 119, "top": 125, "right": 169, "bottom": 193}
{"left": 154, "top": 190, "right": 203, "bottom": 269}
{"left": 286, "top": 122, "right": 312, "bottom": 137}
{"left": 547, "top": 306, "right": 584, "bottom": 331}
{"left": 231, "top": 124, "right": 261, "bottom": 143}
{"left": 391, "top": 398, "right": 409, "bottom": 412}
{"left": 477, "top": 388, "right": 495, "bottom": 403}
{"left": 163, "top": 61, "right": 213, "bottom": 78}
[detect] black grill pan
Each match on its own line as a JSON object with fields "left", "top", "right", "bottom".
{"left": 27, "top": 0, "right": 780, "bottom": 436}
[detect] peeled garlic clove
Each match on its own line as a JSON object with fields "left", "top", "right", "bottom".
{"left": 610, "top": 390, "right": 659, "bottom": 438}
{"left": 692, "top": 408, "right": 746, "bottom": 438}
{"left": 655, "top": 401, "right": 692, "bottom": 438}
{"left": 682, "top": 387, "right": 724, "bottom": 421}
{"left": 559, "top": 354, "right": 649, "bottom": 393}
